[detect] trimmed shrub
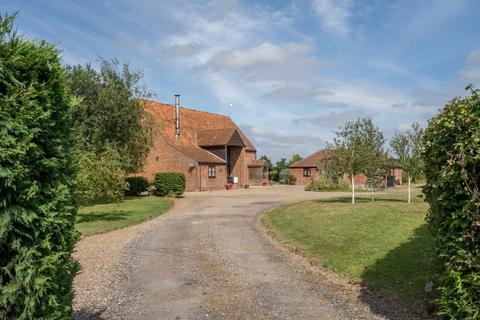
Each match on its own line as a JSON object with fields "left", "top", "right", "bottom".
{"left": 0, "top": 14, "right": 78, "bottom": 319}
{"left": 125, "top": 176, "right": 150, "bottom": 196}
{"left": 305, "top": 175, "right": 350, "bottom": 191}
{"left": 423, "top": 87, "right": 480, "bottom": 319}
{"left": 154, "top": 173, "right": 186, "bottom": 197}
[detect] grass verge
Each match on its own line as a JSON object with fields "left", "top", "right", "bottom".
{"left": 76, "top": 196, "right": 173, "bottom": 236}
{"left": 263, "top": 189, "right": 435, "bottom": 308}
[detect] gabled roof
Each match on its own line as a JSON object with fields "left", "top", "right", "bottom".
{"left": 140, "top": 99, "right": 255, "bottom": 164}
{"left": 290, "top": 150, "right": 326, "bottom": 168}
{"left": 196, "top": 128, "right": 245, "bottom": 147}
{"left": 248, "top": 159, "right": 266, "bottom": 168}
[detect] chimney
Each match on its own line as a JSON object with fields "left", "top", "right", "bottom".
{"left": 175, "top": 94, "right": 180, "bottom": 139}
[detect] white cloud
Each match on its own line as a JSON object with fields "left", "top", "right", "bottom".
{"left": 293, "top": 110, "right": 368, "bottom": 127}
{"left": 312, "top": 0, "right": 352, "bottom": 34}
{"left": 200, "top": 42, "right": 320, "bottom": 79}
{"left": 459, "top": 50, "right": 480, "bottom": 81}
{"left": 240, "top": 124, "right": 326, "bottom": 160}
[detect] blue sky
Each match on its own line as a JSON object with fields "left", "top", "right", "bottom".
{"left": 3, "top": 0, "right": 480, "bottom": 161}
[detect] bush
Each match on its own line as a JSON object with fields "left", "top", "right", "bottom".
{"left": 0, "top": 14, "right": 78, "bottom": 319}
{"left": 125, "top": 176, "right": 150, "bottom": 196}
{"left": 306, "top": 175, "right": 350, "bottom": 191}
{"left": 423, "top": 86, "right": 480, "bottom": 319}
{"left": 154, "top": 173, "right": 186, "bottom": 197}
{"left": 75, "top": 145, "right": 128, "bottom": 205}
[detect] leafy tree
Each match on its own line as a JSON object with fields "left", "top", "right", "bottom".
{"left": 0, "top": 14, "right": 78, "bottom": 319}
{"left": 320, "top": 148, "right": 346, "bottom": 184}
{"left": 74, "top": 145, "right": 128, "bottom": 205}
{"left": 271, "top": 158, "right": 288, "bottom": 182}
{"left": 423, "top": 86, "right": 480, "bottom": 318}
{"left": 332, "top": 117, "right": 385, "bottom": 203}
{"left": 288, "top": 154, "right": 303, "bottom": 165}
{"left": 390, "top": 122, "right": 424, "bottom": 203}
{"left": 67, "top": 58, "right": 154, "bottom": 173}
{"left": 259, "top": 155, "right": 273, "bottom": 180}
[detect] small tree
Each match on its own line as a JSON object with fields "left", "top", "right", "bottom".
{"left": 321, "top": 147, "right": 346, "bottom": 184}
{"left": 74, "top": 146, "right": 128, "bottom": 205}
{"left": 0, "top": 14, "right": 78, "bottom": 318}
{"left": 390, "top": 122, "right": 424, "bottom": 203}
{"left": 332, "top": 117, "right": 385, "bottom": 204}
{"left": 259, "top": 155, "right": 273, "bottom": 180}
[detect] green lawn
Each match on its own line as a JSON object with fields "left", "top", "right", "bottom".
{"left": 263, "top": 188, "right": 435, "bottom": 306}
{"left": 76, "top": 196, "right": 173, "bottom": 236}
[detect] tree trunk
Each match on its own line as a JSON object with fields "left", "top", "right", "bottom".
{"left": 408, "top": 176, "right": 412, "bottom": 204}
{"left": 351, "top": 173, "right": 355, "bottom": 204}
{"left": 371, "top": 185, "right": 374, "bottom": 201}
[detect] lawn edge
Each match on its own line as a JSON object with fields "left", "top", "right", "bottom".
{"left": 258, "top": 200, "right": 434, "bottom": 320}
{"left": 78, "top": 197, "right": 175, "bottom": 238}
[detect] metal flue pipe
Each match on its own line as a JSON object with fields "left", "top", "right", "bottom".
{"left": 175, "top": 94, "right": 180, "bottom": 139}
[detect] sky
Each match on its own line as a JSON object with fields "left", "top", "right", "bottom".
{"left": 3, "top": 0, "right": 480, "bottom": 161}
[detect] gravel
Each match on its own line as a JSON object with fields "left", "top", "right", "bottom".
{"left": 73, "top": 186, "right": 432, "bottom": 320}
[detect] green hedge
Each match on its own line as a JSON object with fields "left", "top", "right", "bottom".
{"left": 423, "top": 87, "right": 480, "bottom": 319}
{"left": 125, "top": 176, "right": 150, "bottom": 196}
{"left": 154, "top": 173, "right": 186, "bottom": 197}
{"left": 0, "top": 14, "right": 78, "bottom": 319}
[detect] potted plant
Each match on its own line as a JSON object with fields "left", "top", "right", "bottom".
{"left": 225, "top": 182, "right": 233, "bottom": 190}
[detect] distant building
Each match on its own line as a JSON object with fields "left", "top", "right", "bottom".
{"left": 289, "top": 149, "right": 403, "bottom": 188}
{"left": 138, "top": 99, "right": 265, "bottom": 191}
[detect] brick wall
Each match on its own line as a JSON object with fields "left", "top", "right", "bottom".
{"left": 245, "top": 150, "right": 256, "bottom": 164}
{"left": 139, "top": 135, "right": 200, "bottom": 191}
{"left": 199, "top": 164, "right": 228, "bottom": 191}
{"left": 229, "top": 146, "right": 245, "bottom": 187}
{"left": 291, "top": 167, "right": 320, "bottom": 185}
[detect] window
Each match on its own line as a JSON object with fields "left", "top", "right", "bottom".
{"left": 208, "top": 165, "right": 216, "bottom": 178}
{"left": 303, "top": 168, "right": 311, "bottom": 177}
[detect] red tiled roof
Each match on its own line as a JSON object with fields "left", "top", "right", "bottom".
{"left": 248, "top": 159, "right": 266, "bottom": 167}
{"left": 196, "top": 128, "right": 245, "bottom": 147}
{"left": 141, "top": 100, "right": 255, "bottom": 164}
{"left": 290, "top": 150, "right": 326, "bottom": 168}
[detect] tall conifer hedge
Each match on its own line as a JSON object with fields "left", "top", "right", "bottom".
{"left": 0, "top": 14, "right": 79, "bottom": 319}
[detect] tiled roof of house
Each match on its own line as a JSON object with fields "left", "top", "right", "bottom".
{"left": 248, "top": 159, "right": 266, "bottom": 167}
{"left": 290, "top": 150, "right": 326, "bottom": 168}
{"left": 141, "top": 99, "right": 255, "bottom": 164}
{"left": 196, "top": 128, "right": 245, "bottom": 147}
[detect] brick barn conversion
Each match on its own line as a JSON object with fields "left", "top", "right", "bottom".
{"left": 138, "top": 98, "right": 266, "bottom": 192}
{"left": 290, "top": 149, "right": 403, "bottom": 188}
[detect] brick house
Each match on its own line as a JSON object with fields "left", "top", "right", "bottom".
{"left": 289, "top": 150, "right": 325, "bottom": 185}
{"left": 290, "top": 149, "right": 403, "bottom": 188}
{"left": 138, "top": 99, "right": 265, "bottom": 191}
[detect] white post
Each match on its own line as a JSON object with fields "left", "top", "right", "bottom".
{"left": 408, "top": 176, "right": 411, "bottom": 204}
{"left": 351, "top": 173, "right": 355, "bottom": 204}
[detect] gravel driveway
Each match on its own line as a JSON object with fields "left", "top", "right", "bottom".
{"left": 74, "top": 186, "right": 427, "bottom": 320}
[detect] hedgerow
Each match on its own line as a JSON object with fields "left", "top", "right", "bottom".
{"left": 0, "top": 14, "right": 78, "bottom": 319}
{"left": 423, "top": 86, "right": 480, "bottom": 319}
{"left": 154, "top": 173, "right": 186, "bottom": 197}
